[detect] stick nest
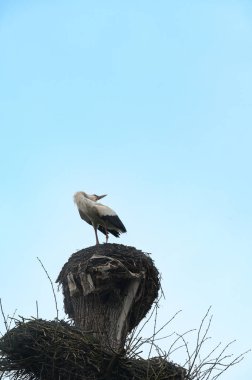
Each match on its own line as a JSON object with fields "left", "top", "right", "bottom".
{"left": 57, "top": 244, "right": 161, "bottom": 331}
{"left": 0, "top": 319, "right": 187, "bottom": 380}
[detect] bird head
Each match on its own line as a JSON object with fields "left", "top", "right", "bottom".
{"left": 92, "top": 194, "right": 107, "bottom": 201}
{"left": 77, "top": 192, "right": 107, "bottom": 202}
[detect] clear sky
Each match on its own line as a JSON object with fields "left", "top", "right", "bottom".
{"left": 0, "top": 1, "right": 251, "bottom": 379}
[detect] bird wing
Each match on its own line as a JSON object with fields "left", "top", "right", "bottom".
{"left": 97, "top": 225, "right": 120, "bottom": 237}
{"left": 78, "top": 207, "right": 118, "bottom": 236}
{"left": 96, "top": 204, "right": 127, "bottom": 233}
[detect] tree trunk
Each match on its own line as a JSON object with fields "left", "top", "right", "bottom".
{"left": 57, "top": 243, "right": 160, "bottom": 353}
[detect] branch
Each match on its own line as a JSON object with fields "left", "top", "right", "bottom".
{"left": 37, "top": 257, "right": 59, "bottom": 319}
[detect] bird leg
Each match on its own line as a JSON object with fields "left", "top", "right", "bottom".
{"left": 105, "top": 226, "right": 109, "bottom": 243}
{"left": 93, "top": 226, "right": 99, "bottom": 245}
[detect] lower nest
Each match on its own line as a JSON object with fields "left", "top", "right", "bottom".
{"left": 0, "top": 319, "right": 187, "bottom": 380}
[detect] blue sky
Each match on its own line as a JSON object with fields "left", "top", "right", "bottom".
{"left": 0, "top": 1, "right": 251, "bottom": 378}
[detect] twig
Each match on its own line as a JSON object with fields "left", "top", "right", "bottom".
{"left": 147, "top": 301, "right": 158, "bottom": 359}
{"left": 7, "top": 309, "right": 17, "bottom": 331}
{"left": 187, "top": 306, "right": 212, "bottom": 378}
{"left": 37, "top": 257, "right": 59, "bottom": 319}
{"left": 0, "top": 299, "right": 8, "bottom": 333}
{"left": 36, "top": 301, "right": 39, "bottom": 319}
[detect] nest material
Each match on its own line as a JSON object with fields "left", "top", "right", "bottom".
{"left": 0, "top": 319, "right": 187, "bottom": 380}
{"left": 57, "top": 244, "right": 160, "bottom": 332}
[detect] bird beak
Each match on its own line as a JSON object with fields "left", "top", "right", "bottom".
{"left": 96, "top": 194, "right": 107, "bottom": 200}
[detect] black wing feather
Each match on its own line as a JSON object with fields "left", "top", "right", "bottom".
{"left": 98, "top": 225, "right": 120, "bottom": 237}
{"left": 100, "top": 215, "right": 127, "bottom": 233}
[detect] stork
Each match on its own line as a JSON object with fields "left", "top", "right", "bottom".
{"left": 74, "top": 191, "right": 127, "bottom": 245}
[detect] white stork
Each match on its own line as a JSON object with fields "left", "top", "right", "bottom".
{"left": 74, "top": 191, "right": 127, "bottom": 245}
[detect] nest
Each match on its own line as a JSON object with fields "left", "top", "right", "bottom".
{"left": 57, "top": 244, "right": 160, "bottom": 332}
{"left": 0, "top": 319, "right": 187, "bottom": 380}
